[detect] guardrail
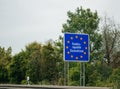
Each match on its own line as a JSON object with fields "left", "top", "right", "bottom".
{"left": 0, "top": 84, "right": 112, "bottom": 89}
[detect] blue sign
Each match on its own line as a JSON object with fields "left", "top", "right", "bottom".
{"left": 64, "top": 33, "right": 89, "bottom": 62}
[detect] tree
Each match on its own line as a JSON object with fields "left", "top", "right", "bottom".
{"left": 25, "top": 42, "right": 42, "bottom": 84}
{"left": 102, "top": 17, "right": 120, "bottom": 67}
{"left": 0, "top": 47, "right": 12, "bottom": 69}
{"left": 8, "top": 50, "right": 29, "bottom": 84}
{"left": 42, "top": 42, "right": 60, "bottom": 84}
{"left": 0, "top": 46, "right": 12, "bottom": 83}
{"left": 8, "top": 42, "right": 43, "bottom": 84}
{"left": 54, "top": 37, "right": 64, "bottom": 85}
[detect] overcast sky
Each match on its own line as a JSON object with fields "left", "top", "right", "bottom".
{"left": 0, "top": 0, "right": 120, "bottom": 54}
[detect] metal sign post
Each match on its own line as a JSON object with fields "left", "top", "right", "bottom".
{"left": 64, "top": 61, "right": 67, "bottom": 86}
{"left": 67, "top": 62, "right": 69, "bottom": 86}
{"left": 63, "top": 33, "right": 89, "bottom": 86}
{"left": 64, "top": 61, "right": 69, "bottom": 86}
{"left": 80, "top": 62, "right": 85, "bottom": 86}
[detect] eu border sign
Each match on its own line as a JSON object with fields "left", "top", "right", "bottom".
{"left": 64, "top": 33, "right": 89, "bottom": 62}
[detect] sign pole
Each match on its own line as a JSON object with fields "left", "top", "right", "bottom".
{"left": 64, "top": 61, "right": 66, "bottom": 86}
{"left": 80, "top": 62, "right": 83, "bottom": 86}
{"left": 80, "top": 62, "right": 85, "bottom": 86}
{"left": 67, "top": 62, "right": 69, "bottom": 86}
{"left": 80, "top": 62, "right": 82, "bottom": 86}
{"left": 64, "top": 61, "right": 70, "bottom": 86}
{"left": 83, "top": 63, "right": 85, "bottom": 86}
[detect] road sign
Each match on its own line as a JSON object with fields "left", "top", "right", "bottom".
{"left": 64, "top": 33, "right": 89, "bottom": 62}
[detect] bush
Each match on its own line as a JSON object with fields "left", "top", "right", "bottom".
{"left": 21, "top": 80, "right": 27, "bottom": 85}
{"left": 108, "top": 68, "right": 120, "bottom": 89}
{"left": 38, "top": 80, "right": 50, "bottom": 85}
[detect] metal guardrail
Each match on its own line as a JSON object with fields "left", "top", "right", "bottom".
{"left": 0, "top": 84, "right": 112, "bottom": 89}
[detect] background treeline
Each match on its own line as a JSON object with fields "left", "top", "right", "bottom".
{"left": 0, "top": 7, "right": 120, "bottom": 88}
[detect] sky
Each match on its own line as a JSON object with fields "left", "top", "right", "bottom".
{"left": 0, "top": 0, "right": 120, "bottom": 54}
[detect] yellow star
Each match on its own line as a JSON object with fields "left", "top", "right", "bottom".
{"left": 84, "top": 52, "right": 86, "bottom": 55}
{"left": 66, "top": 46, "right": 68, "bottom": 49}
{"left": 67, "top": 51, "right": 70, "bottom": 54}
{"left": 76, "top": 57, "right": 78, "bottom": 60}
{"left": 70, "top": 37, "right": 73, "bottom": 40}
{"left": 75, "top": 36, "right": 78, "bottom": 39}
{"left": 80, "top": 37, "right": 83, "bottom": 40}
{"left": 80, "top": 56, "right": 83, "bottom": 58}
{"left": 67, "top": 40, "right": 70, "bottom": 43}
{"left": 84, "top": 41, "right": 86, "bottom": 44}
{"left": 85, "top": 47, "right": 87, "bottom": 50}
{"left": 71, "top": 55, "right": 73, "bottom": 58}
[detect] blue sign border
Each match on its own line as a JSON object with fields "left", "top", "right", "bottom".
{"left": 63, "top": 33, "right": 90, "bottom": 62}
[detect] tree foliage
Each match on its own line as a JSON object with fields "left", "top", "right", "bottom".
{"left": 0, "top": 47, "right": 12, "bottom": 83}
{"left": 25, "top": 42, "right": 42, "bottom": 83}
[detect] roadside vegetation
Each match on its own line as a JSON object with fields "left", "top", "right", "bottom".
{"left": 0, "top": 6, "right": 120, "bottom": 88}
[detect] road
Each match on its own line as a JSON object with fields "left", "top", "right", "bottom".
{"left": 0, "top": 85, "right": 111, "bottom": 89}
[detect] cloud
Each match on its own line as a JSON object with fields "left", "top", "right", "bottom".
{"left": 0, "top": 0, "right": 120, "bottom": 54}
